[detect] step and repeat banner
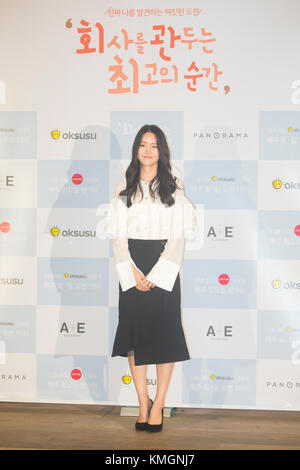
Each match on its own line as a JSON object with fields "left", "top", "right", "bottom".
{"left": 1, "top": 0, "right": 300, "bottom": 410}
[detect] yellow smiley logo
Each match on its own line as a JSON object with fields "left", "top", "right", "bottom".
{"left": 272, "top": 179, "right": 282, "bottom": 189}
{"left": 272, "top": 279, "right": 281, "bottom": 289}
{"left": 122, "top": 375, "right": 132, "bottom": 385}
{"left": 50, "top": 226, "right": 60, "bottom": 236}
{"left": 51, "top": 129, "right": 60, "bottom": 139}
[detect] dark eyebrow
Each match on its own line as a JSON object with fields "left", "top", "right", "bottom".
{"left": 140, "top": 140, "right": 158, "bottom": 144}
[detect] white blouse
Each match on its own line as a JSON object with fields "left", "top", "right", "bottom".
{"left": 105, "top": 177, "right": 198, "bottom": 292}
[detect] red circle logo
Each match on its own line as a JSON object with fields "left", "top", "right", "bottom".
{"left": 218, "top": 273, "right": 230, "bottom": 285}
{"left": 72, "top": 173, "right": 83, "bottom": 185}
{"left": 294, "top": 225, "right": 300, "bottom": 237}
{"left": 71, "top": 369, "right": 82, "bottom": 380}
{"left": 0, "top": 221, "right": 10, "bottom": 233}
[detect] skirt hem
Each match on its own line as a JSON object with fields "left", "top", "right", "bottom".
{"left": 111, "top": 350, "right": 190, "bottom": 366}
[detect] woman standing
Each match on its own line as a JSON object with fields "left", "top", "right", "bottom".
{"left": 106, "top": 124, "right": 197, "bottom": 432}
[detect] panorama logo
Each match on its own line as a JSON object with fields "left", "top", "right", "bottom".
{"left": 272, "top": 178, "right": 300, "bottom": 190}
{"left": 266, "top": 380, "right": 300, "bottom": 390}
{"left": 0, "top": 373, "right": 27, "bottom": 382}
{"left": 193, "top": 131, "right": 249, "bottom": 139}
{"left": 50, "top": 129, "right": 96, "bottom": 140}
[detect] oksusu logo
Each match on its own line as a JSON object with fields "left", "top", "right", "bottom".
{"left": 50, "top": 129, "right": 96, "bottom": 140}
{"left": 272, "top": 178, "right": 300, "bottom": 190}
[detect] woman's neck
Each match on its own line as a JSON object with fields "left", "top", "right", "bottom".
{"left": 139, "top": 171, "right": 157, "bottom": 183}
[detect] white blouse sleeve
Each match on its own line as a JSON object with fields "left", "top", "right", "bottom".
{"left": 146, "top": 179, "right": 198, "bottom": 292}
{"left": 106, "top": 178, "right": 144, "bottom": 292}
{"left": 146, "top": 238, "right": 186, "bottom": 292}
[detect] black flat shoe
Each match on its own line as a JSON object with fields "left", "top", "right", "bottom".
{"left": 135, "top": 398, "right": 153, "bottom": 431}
{"left": 146, "top": 407, "right": 164, "bottom": 433}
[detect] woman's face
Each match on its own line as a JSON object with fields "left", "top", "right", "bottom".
{"left": 137, "top": 132, "right": 160, "bottom": 168}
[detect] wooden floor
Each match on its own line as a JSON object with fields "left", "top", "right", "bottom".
{"left": 0, "top": 402, "right": 300, "bottom": 450}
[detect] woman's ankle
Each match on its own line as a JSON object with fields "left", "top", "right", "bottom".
{"left": 152, "top": 397, "right": 164, "bottom": 409}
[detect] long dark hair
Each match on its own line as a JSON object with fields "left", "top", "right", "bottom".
{"left": 119, "top": 124, "right": 181, "bottom": 207}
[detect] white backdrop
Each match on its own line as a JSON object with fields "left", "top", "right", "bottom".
{"left": 1, "top": 0, "right": 300, "bottom": 410}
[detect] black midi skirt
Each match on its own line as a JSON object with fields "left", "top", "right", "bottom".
{"left": 111, "top": 238, "right": 190, "bottom": 366}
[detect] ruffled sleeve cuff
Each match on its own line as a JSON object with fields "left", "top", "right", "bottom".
{"left": 115, "top": 259, "right": 136, "bottom": 292}
{"left": 115, "top": 257, "right": 145, "bottom": 292}
{"left": 146, "top": 257, "right": 180, "bottom": 292}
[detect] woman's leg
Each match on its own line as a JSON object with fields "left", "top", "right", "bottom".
{"left": 148, "top": 362, "right": 175, "bottom": 425}
{"left": 127, "top": 350, "right": 149, "bottom": 422}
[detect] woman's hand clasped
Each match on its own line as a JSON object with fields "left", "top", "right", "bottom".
{"left": 131, "top": 264, "right": 156, "bottom": 291}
